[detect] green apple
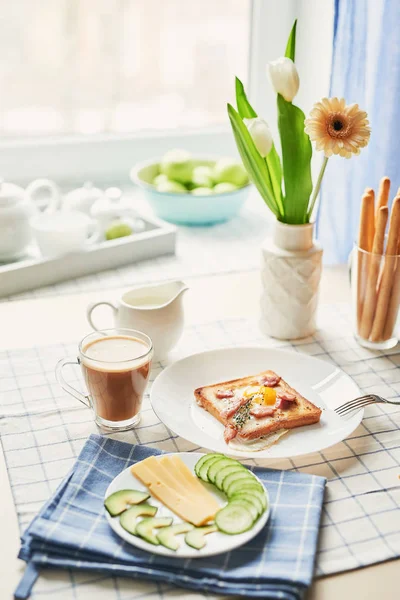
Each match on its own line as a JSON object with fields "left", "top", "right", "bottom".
{"left": 213, "top": 182, "right": 239, "bottom": 194}
{"left": 191, "top": 187, "right": 214, "bottom": 196}
{"left": 156, "top": 180, "right": 187, "bottom": 194}
{"left": 105, "top": 220, "right": 133, "bottom": 240}
{"left": 213, "top": 158, "right": 249, "bottom": 187}
{"left": 160, "top": 149, "right": 194, "bottom": 184}
{"left": 191, "top": 165, "right": 214, "bottom": 188}
{"left": 153, "top": 173, "right": 168, "bottom": 186}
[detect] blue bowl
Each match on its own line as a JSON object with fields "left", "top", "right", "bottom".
{"left": 130, "top": 158, "right": 250, "bottom": 226}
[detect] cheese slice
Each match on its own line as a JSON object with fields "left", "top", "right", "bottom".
{"left": 148, "top": 457, "right": 217, "bottom": 507}
{"left": 141, "top": 456, "right": 188, "bottom": 495}
{"left": 131, "top": 457, "right": 220, "bottom": 526}
{"left": 160, "top": 456, "right": 214, "bottom": 498}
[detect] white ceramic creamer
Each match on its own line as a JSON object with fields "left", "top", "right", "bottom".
{"left": 86, "top": 281, "right": 188, "bottom": 360}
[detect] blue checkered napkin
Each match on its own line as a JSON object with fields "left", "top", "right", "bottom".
{"left": 16, "top": 434, "right": 326, "bottom": 600}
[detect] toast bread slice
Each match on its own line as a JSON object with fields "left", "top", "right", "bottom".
{"left": 194, "top": 369, "right": 321, "bottom": 441}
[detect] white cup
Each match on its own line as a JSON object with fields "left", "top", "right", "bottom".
{"left": 31, "top": 211, "right": 100, "bottom": 257}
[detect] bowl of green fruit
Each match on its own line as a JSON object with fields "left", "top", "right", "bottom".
{"left": 130, "top": 150, "right": 250, "bottom": 225}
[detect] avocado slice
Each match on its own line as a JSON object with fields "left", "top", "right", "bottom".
{"left": 119, "top": 503, "right": 158, "bottom": 535}
{"left": 104, "top": 489, "right": 150, "bottom": 516}
{"left": 185, "top": 525, "right": 217, "bottom": 550}
{"left": 156, "top": 523, "right": 194, "bottom": 551}
{"left": 136, "top": 517, "right": 173, "bottom": 545}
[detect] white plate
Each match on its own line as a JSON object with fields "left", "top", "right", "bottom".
{"left": 105, "top": 452, "right": 270, "bottom": 558}
{"left": 151, "top": 347, "right": 363, "bottom": 459}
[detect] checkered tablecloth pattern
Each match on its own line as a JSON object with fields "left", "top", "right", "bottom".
{"left": 1, "top": 307, "right": 400, "bottom": 599}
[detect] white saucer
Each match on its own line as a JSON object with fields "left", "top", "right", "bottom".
{"left": 150, "top": 347, "right": 363, "bottom": 459}
{"left": 105, "top": 452, "right": 270, "bottom": 557}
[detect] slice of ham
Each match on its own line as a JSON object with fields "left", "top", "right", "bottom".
{"left": 249, "top": 405, "right": 276, "bottom": 418}
{"left": 221, "top": 397, "right": 247, "bottom": 419}
{"left": 260, "top": 374, "right": 281, "bottom": 387}
{"left": 216, "top": 389, "right": 234, "bottom": 399}
{"left": 277, "top": 392, "right": 296, "bottom": 402}
{"left": 275, "top": 392, "right": 296, "bottom": 410}
{"left": 224, "top": 424, "right": 237, "bottom": 442}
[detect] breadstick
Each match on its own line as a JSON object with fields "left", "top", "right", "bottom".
{"left": 370, "top": 197, "right": 400, "bottom": 341}
{"left": 359, "top": 206, "right": 388, "bottom": 339}
{"left": 375, "top": 177, "right": 390, "bottom": 221}
{"left": 364, "top": 188, "right": 375, "bottom": 250}
{"left": 382, "top": 233, "right": 400, "bottom": 340}
{"left": 357, "top": 189, "right": 375, "bottom": 329}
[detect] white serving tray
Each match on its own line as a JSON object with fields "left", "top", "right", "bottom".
{"left": 0, "top": 215, "right": 176, "bottom": 298}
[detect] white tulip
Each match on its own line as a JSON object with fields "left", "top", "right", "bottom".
{"left": 243, "top": 117, "right": 273, "bottom": 158}
{"left": 267, "top": 57, "right": 300, "bottom": 102}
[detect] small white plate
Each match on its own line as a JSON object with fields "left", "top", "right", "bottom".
{"left": 151, "top": 347, "right": 363, "bottom": 459}
{"left": 105, "top": 452, "right": 270, "bottom": 558}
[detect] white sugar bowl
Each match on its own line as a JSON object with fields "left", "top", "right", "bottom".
{"left": 63, "top": 181, "right": 104, "bottom": 215}
{"left": 0, "top": 179, "right": 59, "bottom": 261}
{"left": 90, "top": 187, "right": 140, "bottom": 229}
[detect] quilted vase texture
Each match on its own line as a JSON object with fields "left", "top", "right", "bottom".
{"left": 260, "top": 222, "right": 323, "bottom": 340}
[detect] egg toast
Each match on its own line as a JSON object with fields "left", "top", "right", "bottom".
{"left": 194, "top": 369, "right": 322, "bottom": 446}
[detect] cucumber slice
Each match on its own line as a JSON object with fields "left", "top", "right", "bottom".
{"left": 104, "top": 489, "right": 150, "bottom": 516}
{"left": 136, "top": 517, "right": 173, "bottom": 545}
{"left": 207, "top": 457, "right": 239, "bottom": 484}
{"left": 185, "top": 525, "right": 218, "bottom": 550}
{"left": 246, "top": 489, "right": 268, "bottom": 511}
{"left": 194, "top": 453, "right": 223, "bottom": 478}
{"left": 226, "top": 479, "right": 264, "bottom": 498}
{"left": 229, "top": 498, "right": 259, "bottom": 521}
{"left": 230, "top": 492, "right": 264, "bottom": 516}
{"left": 197, "top": 455, "right": 225, "bottom": 482}
{"left": 222, "top": 470, "right": 256, "bottom": 494}
{"left": 215, "top": 504, "right": 254, "bottom": 535}
{"left": 231, "top": 488, "right": 266, "bottom": 512}
{"left": 214, "top": 464, "right": 246, "bottom": 490}
{"left": 157, "top": 522, "right": 194, "bottom": 551}
{"left": 119, "top": 503, "right": 158, "bottom": 534}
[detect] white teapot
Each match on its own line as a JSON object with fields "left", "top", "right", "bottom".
{"left": 0, "top": 178, "right": 60, "bottom": 261}
{"left": 63, "top": 181, "right": 103, "bottom": 215}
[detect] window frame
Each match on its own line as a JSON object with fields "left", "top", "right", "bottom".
{"left": 0, "top": 0, "right": 333, "bottom": 186}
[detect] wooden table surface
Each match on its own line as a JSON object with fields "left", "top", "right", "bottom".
{"left": 0, "top": 266, "right": 398, "bottom": 599}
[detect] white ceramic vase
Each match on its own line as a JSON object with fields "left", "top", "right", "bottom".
{"left": 260, "top": 221, "right": 323, "bottom": 340}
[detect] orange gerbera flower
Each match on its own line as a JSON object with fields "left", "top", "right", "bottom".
{"left": 305, "top": 97, "right": 370, "bottom": 158}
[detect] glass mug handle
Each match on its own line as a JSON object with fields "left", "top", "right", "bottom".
{"left": 55, "top": 357, "right": 91, "bottom": 408}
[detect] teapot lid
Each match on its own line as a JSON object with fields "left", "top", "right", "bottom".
{"left": 105, "top": 187, "right": 122, "bottom": 202}
{"left": 91, "top": 187, "right": 121, "bottom": 213}
{"left": 0, "top": 179, "right": 25, "bottom": 207}
{"left": 67, "top": 181, "right": 103, "bottom": 200}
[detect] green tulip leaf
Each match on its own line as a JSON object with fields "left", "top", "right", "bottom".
{"left": 277, "top": 94, "right": 312, "bottom": 224}
{"left": 235, "top": 77, "right": 257, "bottom": 119}
{"left": 266, "top": 146, "right": 284, "bottom": 218}
{"left": 234, "top": 78, "right": 284, "bottom": 217}
{"left": 227, "top": 103, "right": 280, "bottom": 217}
{"left": 285, "top": 19, "right": 297, "bottom": 62}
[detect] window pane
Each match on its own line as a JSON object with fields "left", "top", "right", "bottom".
{"left": 0, "top": 0, "right": 250, "bottom": 138}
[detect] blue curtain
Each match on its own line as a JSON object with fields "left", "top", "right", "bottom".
{"left": 317, "top": 0, "right": 400, "bottom": 263}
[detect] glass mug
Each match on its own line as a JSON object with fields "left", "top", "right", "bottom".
{"left": 56, "top": 328, "right": 153, "bottom": 431}
{"left": 352, "top": 244, "right": 400, "bottom": 350}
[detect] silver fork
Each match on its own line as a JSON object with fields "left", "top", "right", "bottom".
{"left": 335, "top": 394, "right": 399, "bottom": 416}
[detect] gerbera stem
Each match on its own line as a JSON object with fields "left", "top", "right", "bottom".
{"left": 307, "top": 156, "right": 329, "bottom": 221}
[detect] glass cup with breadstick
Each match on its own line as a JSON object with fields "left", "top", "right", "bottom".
{"left": 352, "top": 178, "right": 400, "bottom": 349}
